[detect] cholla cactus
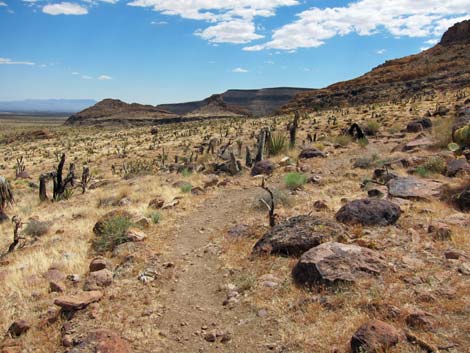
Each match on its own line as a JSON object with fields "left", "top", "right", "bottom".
{"left": 0, "top": 176, "right": 14, "bottom": 222}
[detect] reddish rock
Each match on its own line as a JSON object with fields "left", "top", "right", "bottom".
{"left": 89, "top": 257, "right": 108, "bottom": 272}
{"left": 292, "top": 242, "right": 386, "bottom": 286}
{"left": 406, "top": 310, "right": 437, "bottom": 331}
{"left": 84, "top": 269, "right": 113, "bottom": 291}
{"left": 68, "top": 329, "right": 132, "bottom": 353}
{"left": 351, "top": 320, "right": 403, "bottom": 353}
{"left": 43, "top": 268, "right": 66, "bottom": 283}
{"left": 54, "top": 291, "right": 103, "bottom": 311}
{"left": 126, "top": 228, "right": 147, "bottom": 242}
{"left": 50, "top": 280, "right": 66, "bottom": 293}
{"left": 148, "top": 198, "right": 164, "bottom": 209}
{"left": 7, "top": 320, "right": 31, "bottom": 337}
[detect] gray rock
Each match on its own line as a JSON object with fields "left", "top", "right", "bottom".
{"left": 336, "top": 199, "right": 401, "bottom": 226}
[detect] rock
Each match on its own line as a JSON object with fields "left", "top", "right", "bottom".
{"left": 93, "top": 210, "right": 132, "bottom": 236}
{"left": 84, "top": 269, "right": 113, "bottom": 291}
{"left": 118, "top": 197, "right": 132, "bottom": 206}
{"left": 402, "top": 137, "right": 433, "bottom": 152}
{"left": 89, "top": 257, "right": 108, "bottom": 272}
{"left": 387, "top": 177, "right": 442, "bottom": 200}
{"left": 336, "top": 199, "right": 401, "bottom": 226}
{"left": 204, "top": 331, "right": 217, "bottom": 342}
{"left": 126, "top": 228, "right": 147, "bottom": 242}
{"left": 455, "top": 187, "right": 470, "bottom": 211}
{"left": 54, "top": 291, "right": 103, "bottom": 311}
{"left": 7, "top": 320, "right": 31, "bottom": 337}
{"left": 253, "top": 215, "right": 347, "bottom": 257}
{"left": 50, "top": 281, "right": 66, "bottom": 293}
{"left": 367, "top": 186, "right": 388, "bottom": 199}
{"left": 406, "top": 310, "right": 437, "bottom": 331}
{"left": 148, "top": 198, "right": 164, "bottom": 209}
{"left": 351, "top": 320, "right": 403, "bottom": 353}
{"left": 444, "top": 250, "right": 461, "bottom": 260}
{"left": 292, "top": 242, "right": 386, "bottom": 286}
{"left": 68, "top": 329, "right": 132, "bottom": 353}
{"left": 203, "top": 175, "right": 219, "bottom": 188}
{"left": 446, "top": 158, "right": 470, "bottom": 177}
{"left": 39, "top": 306, "right": 60, "bottom": 325}
{"left": 134, "top": 217, "right": 150, "bottom": 229}
{"left": 441, "top": 19, "right": 470, "bottom": 45}
{"left": 43, "top": 268, "right": 66, "bottom": 283}
{"left": 299, "top": 148, "right": 326, "bottom": 159}
{"left": 406, "top": 122, "right": 423, "bottom": 133}
{"left": 313, "top": 200, "right": 329, "bottom": 211}
{"left": 459, "top": 262, "right": 470, "bottom": 275}
{"left": 251, "top": 160, "right": 275, "bottom": 176}
{"left": 191, "top": 186, "right": 204, "bottom": 195}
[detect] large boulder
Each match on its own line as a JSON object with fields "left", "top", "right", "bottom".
{"left": 336, "top": 199, "right": 401, "bottom": 226}
{"left": 292, "top": 242, "right": 386, "bottom": 286}
{"left": 252, "top": 215, "right": 347, "bottom": 257}
{"left": 351, "top": 320, "right": 403, "bottom": 353}
{"left": 387, "top": 177, "right": 442, "bottom": 199}
{"left": 68, "top": 329, "right": 132, "bottom": 353}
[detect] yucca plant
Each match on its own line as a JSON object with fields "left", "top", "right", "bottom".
{"left": 0, "top": 176, "right": 14, "bottom": 222}
{"left": 268, "top": 133, "right": 287, "bottom": 156}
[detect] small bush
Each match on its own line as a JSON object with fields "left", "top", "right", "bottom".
{"left": 357, "top": 137, "right": 369, "bottom": 148}
{"left": 255, "top": 188, "right": 291, "bottom": 209}
{"left": 93, "top": 216, "right": 132, "bottom": 252}
{"left": 149, "top": 211, "right": 161, "bottom": 224}
{"left": 268, "top": 133, "right": 287, "bottom": 156}
{"left": 433, "top": 118, "right": 454, "bottom": 149}
{"left": 415, "top": 166, "right": 430, "bottom": 178}
{"left": 284, "top": 172, "right": 308, "bottom": 190}
{"left": 180, "top": 183, "right": 192, "bottom": 193}
{"left": 366, "top": 121, "right": 380, "bottom": 135}
{"left": 181, "top": 168, "right": 192, "bottom": 177}
{"left": 24, "top": 219, "right": 51, "bottom": 237}
{"left": 422, "top": 156, "right": 446, "bottom": 175}
{"left": 333, "top": 135, "right": 352, "bottom": 147}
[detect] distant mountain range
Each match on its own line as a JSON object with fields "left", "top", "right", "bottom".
{"left": 0, "top": 99, "right": 97, "bottom": 114}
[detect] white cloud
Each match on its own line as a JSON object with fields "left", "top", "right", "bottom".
{"left": 425, "top": 38, "right": 439, "bottom": 45}
{"left": 244, "top": 1, "right": 470, "bottom": 51}
{"left": 196, "top": 19, "right": 263, "bottom": 44}
{"left": 81, "top": 75, "right": 93, "bottom": 79}
{"left": 151, "top": 20, "right": 168, "bottom": 25}
{"left": 0, "top": 2, "right": 7, "bottom": 7}
{"left": 127, "top": 0, "right": 299, "bottom": 44}
{"left": 376, "top": 49, "right": 386, "bottom": 54}
{"left": 0, "top": 57, "right": 35, "bottom": 65}
{"left": 71, "top": 71, "right": 80, "bottom": 75}
{"left": 43, "top": 2, "right": 88, "bottom": 15}
{"left": 232, "top": 67, "right": 248, "bottom": 73}
{"left": 98, "top": 75, "right": 112, "bottom": 80}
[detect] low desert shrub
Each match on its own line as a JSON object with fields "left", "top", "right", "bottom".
{"left": 93, "top": 215, "right": 132, "bottom": 252}
{"left": 268, "top": 133, "right": 287, "bottom": 156}
{"left": 284, "top": 172, "right": 308, "bottom": 190}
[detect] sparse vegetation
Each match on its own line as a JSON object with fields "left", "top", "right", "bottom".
{"left": 284, "top": 172, "right": 308, "bottom": 190}
{"left": 93, "top": 215, "right": 133, "bottom": 252}
{"left": 267, "top": 133, "right": 287, "bottom": 156}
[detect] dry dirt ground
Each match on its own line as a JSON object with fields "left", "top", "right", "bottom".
{"left": 0, "top": 91, "right": 469, "bottom": 353}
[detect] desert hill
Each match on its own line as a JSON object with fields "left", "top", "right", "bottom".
{"left": 64, "top": 99, "right": 176, "bottom": 126}
{"left": 182, "top": 94, "right": 250, "bottom": 118}
{"left": 281, "top": 19, "right": 470, "bottom": 113}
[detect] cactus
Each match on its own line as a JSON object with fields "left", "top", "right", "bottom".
{"left": 449, "top": 125, "right": 470, "bottom": 152}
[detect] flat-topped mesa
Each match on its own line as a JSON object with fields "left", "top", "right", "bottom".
{"left": 440, "top": 19, "right": 470, "bottom": 46}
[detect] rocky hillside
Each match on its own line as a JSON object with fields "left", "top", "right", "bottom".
{"left": 281, "top": 19, "right": 470, "bottom": 113}
{"left": 183, "top": 94, "right": 250, "bottom": 118}
{"left": 65, "top": 99, "right": 176, "bottom": 126}
{"left": 158, "top": 87, "right": 312, "bottom": 117}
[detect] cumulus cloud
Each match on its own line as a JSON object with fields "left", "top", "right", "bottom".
{"left": 0, "top": 57, "right": 35, "bottom": 65}
{"left": 98, "top": 75, "right": 112, "bottom": 80}
{"left": 232, "top": 67, "right": 248, "bottom": 73}
{"left": 127, "top": 0, "right": 299, "bottom": 44}
{"left": 43, "top": 2, "right": 88, "bottom": 15}
{"left": 243, "top": 0, "right": 470, "bottom": 51}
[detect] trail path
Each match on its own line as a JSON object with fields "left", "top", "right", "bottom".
{"left": 153, "top": 187, "right": 281, "bottom": 353}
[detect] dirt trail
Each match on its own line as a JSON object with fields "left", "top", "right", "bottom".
{"left": 154, "top": 187, "right": 281, "bottom": 353}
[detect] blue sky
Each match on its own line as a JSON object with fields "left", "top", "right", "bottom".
{"left": 0, "top": 1, "right": 468, "bottom": 104}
